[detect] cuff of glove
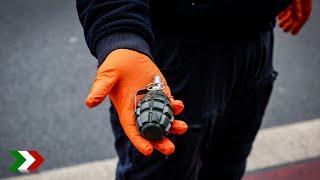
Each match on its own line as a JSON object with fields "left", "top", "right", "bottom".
{"left": 95, "top": 32, "right": 152, "bottom": 66}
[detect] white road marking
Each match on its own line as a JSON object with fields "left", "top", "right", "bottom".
{"left": 247, "top": 118, "right": 320, "bottom": 171}
{"left": 6, "top": 118, "right": 320, "bottom": 180}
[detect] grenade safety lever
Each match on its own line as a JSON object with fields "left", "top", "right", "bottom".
{"left": 135, "top": 76, "right": 174, "bottom": 141}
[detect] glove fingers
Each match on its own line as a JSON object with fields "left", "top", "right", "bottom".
{"left": 291, "top": 0, "right": 312, "bottom": 35}
{"left": 118, "top": 97, "right": 154, "bottom": 156}
{"left": 128, "top": 132, "right": 154, "bottom": 156}
{"left": 278, "top": 11, "right": 287, "bottom": 19}
{"left": 169, "top": 120, "right": 188, "bottom": 135}
{"left": 283, "top": 21, "right": 294, "bottom": 32}
{"left": 283, "top": 24, "right": 293, "bottom": 33}
{"left": 86, "top": 73, "right": 118, "bottom": 108}
{"left": 291, "top": 14, "right": 309, "bottom": 35}
{"left": 171, "top": 99, "right": 184, "bottom": 115}
{"left": 162, "top": 84, "right": 185, "bottom": 115}
{"left": 301, "top": 0, "right": 312, "bottom": 17}
{"left": 278, "top": 8, "right": 291, "bottom": 20}
{"left": 122, "top": 121, "right": 154, "bottom": 156}
{"left": 279, "top": 12, "right": 293, "bottom": 28}
{"left": 150, "top": 137, "right": 175, "bottom": 155}
{"left": 291, "top": 21, "right": 304, "bottom": 35}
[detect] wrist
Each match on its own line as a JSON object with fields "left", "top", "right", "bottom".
{"left": 96, "top": 32, "right": 153, "bottom": 66}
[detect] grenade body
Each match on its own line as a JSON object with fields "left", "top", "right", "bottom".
{"left": 135, "top": 90, "right": 174, "bottom": 140}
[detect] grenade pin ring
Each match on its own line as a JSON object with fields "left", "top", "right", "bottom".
{"left": 134, "top": 75, "right": 164, "bottom": 111}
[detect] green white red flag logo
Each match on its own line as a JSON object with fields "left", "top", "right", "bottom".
{"left": 9, "top": 150, "right": 44, "bottom": 173}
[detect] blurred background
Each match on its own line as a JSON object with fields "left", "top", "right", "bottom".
{"left": 0, "top": 0, "right": 319, "bottom": 179}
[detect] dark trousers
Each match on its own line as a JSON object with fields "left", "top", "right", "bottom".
{"left": 109, "top": 28, "right": 277, "bottom": 180}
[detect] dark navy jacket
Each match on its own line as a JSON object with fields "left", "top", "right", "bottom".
{"left": 76, "top": 0, "right": 292, "bottom": 64}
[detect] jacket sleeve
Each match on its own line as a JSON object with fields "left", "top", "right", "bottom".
{"left": 76, "top": 0, "right": 153, "bottom": 65}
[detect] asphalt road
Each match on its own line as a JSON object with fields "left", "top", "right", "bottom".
{"left": 0, "top": 0, "right": 319, "bottom": 178}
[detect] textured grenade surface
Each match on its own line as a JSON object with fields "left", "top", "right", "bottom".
{"left": 136, "top": 90, "right": 174, "bottom": 140}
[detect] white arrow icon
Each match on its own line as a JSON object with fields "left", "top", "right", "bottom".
{"left": 18, "top": 151, "right": 36, "bottom": 173}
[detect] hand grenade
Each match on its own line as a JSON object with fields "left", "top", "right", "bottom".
{"left": 135, "top": 76, "right": 174, "bottom": 141}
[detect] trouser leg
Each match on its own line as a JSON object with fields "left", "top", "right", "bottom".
{"left": 199, "top": 30, "right": 276, "bottom": 180}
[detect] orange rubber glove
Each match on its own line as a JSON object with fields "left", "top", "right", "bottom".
{"left": 277, "top": 0, "right": 312, "bottom": 35}
{"left": 86, "top": 49, "right": 188, "bottom": 156}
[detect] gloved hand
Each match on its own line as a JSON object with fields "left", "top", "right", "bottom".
{"left": 86, "top": 49, "right": 188, "bottom": 156}
{"left": 277, "top": 0, "right": 312, "bottom": 35}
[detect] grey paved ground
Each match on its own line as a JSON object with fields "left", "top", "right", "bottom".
{"left": 0, "top": 0, "right": 319, "bottom": 178}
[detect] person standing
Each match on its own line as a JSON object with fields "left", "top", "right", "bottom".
{"left": 76, "top": 0, "right": 312, "bottom": 179}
